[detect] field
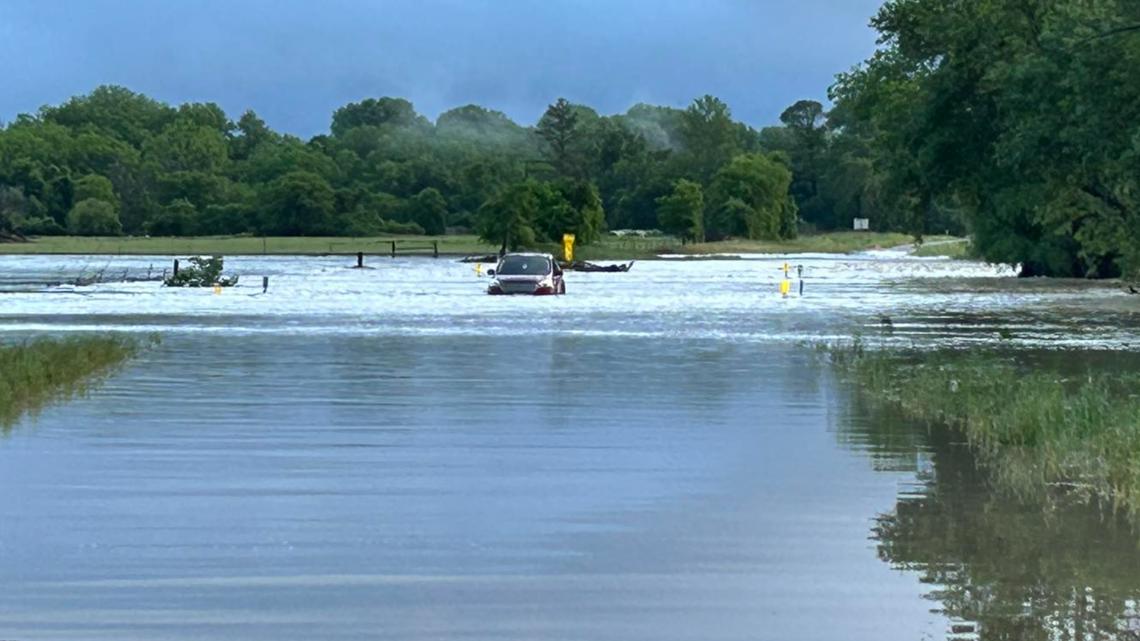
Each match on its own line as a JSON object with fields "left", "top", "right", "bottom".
{"left": 0, "top": 231, "right": 946, "bottom": 259}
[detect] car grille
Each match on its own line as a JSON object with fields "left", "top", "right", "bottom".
{"left": 500, "top": 280, "right": 538, "bottom": 294}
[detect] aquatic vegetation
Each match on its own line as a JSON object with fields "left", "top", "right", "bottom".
{"left": 0, "top": 335, "right": 147, "bottom": 429}
{"left": 829, "top": 342, "right": 1140, "bottom": 520}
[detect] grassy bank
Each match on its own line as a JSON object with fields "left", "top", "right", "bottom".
{"left": 0, "top": 336, "right": 145, "bottom": 429}
{"left": 0, "top": 232, "right": 947, "bottom": 260}
{"left": 830, "top": 343, "right": 1140, "bottom": 518}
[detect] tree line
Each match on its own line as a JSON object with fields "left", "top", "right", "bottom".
{"left": 0, "top": 87, "right": 850, "bottom": 250}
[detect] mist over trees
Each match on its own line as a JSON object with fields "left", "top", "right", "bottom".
{"left": 0, "top": 86, "right": 802, "bottom": 248}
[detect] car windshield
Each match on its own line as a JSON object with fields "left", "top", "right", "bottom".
{"left": 497, "top": 256, "right": 551, "bottom": 276}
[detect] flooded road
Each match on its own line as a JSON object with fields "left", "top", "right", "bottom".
{"left": 1, "top": 253, "right": 1138, "bottom": 640}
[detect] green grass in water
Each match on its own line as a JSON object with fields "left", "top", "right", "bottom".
{"left": 0, "top": 335, "right": 146, "bottom": 430}
{"left": 829, "top": 341, "right": 1140, "bottom": 519}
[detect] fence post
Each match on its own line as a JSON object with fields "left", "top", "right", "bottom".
{"left": 433, "top": 241, "right": 439, "bottom": 258}
{"left": 173, "top": 259, "right": 180, "bottom": 278}
{"left": 390, "top": 241, "right": 396, "bottom": 258}
{"left": 357, "top": 251, "right": 364, "bottom": 268}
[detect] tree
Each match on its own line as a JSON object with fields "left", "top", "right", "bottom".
{"left": 532, "top": 180, "right": 605, "bottom": 245}
{"left": 330, "top": 98, "right": 428, "bottom": 137}
{"left": 679, "top": 95, "right": 740, "bottom": 183}
{"left": 148, "top": 198, "right": 197, "bottom": 236}
{"left": 67, "top": 198, "right": 122, "bottom": 236}
{"left": 830, "top": 0, "right": 1140, "bottom": 278}
{"left": 707, "top": 153, "right": 797, "bottom": 240}
{"left": 0, "top": 186, "right": 28, "bottom": 238}
{"left": 407, "top": 187, "right": 448, "bottom": 235}
{"left": 198, "top": 203, "right": 250, "bottom": 235}
{"left": 536, "top": 98, "right": 582, "bottom": 178}
{"left": 176, "top": 102, "right": 231, "bottom": 134}
{"left": 144, "top": 120, "right": 229, "bottom": 174}
{"left": 257, "top": 171, "right": 336, "bottom": 235}
{"left": 656, "top": 179, "right": 704, "bottom": 242}
{"left": 476, "top": 182, "right": 541, "bottom": 253}
{"left": 40, "top": 85, "right": 175, "bottom": 147}
{"left": 231, "top": 110, "right": 277, "bottom": 160}
{"left": 73, "top": 174, "right": 118, "bottom": 209}
{"left": 776, "top": 100, "right": 829, "bottom": 227}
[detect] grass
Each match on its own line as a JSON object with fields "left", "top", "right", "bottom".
{"left": 0, "top": 231, "right": 954, "bottom": 260}
{"left": 829, "top": 341, "right": 1140, "bottom": 519}
{"left": 0, "top": 335, "right": 147, "bottom": 430}
{"left": 678, "top": 232, "right": 956, "bottom": 256}
{"left": 911, "top": 238, "right": 972, "bottom": 258}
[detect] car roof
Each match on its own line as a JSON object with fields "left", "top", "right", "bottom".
{"left": 501, "top": 252, "right": 554, "bottom": 259}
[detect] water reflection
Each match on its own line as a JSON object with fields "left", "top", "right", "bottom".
{"left": 842, "top": 397, "right": 1140, "bottom": 640}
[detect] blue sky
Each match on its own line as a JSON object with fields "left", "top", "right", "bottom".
{"left": 0, "top": 0, "right": 885, "bottom": 135}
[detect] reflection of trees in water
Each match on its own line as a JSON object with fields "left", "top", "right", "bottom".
{"left": 843, "top": 395, "right": 1140, "bottom": 640}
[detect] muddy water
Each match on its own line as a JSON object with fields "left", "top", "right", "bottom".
{"left": 0, "top": 254, "right": 1137, "bottom": 640}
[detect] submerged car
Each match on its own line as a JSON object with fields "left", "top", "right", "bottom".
{"left": 487, "top": 253, "right": 566, "bottom": 295}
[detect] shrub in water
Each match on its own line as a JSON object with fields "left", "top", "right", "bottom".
{"left": 164, "top": 255, "right": 239, "bottom": 287}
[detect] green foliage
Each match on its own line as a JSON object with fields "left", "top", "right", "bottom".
{"left": 777, "top": 100, "right": 827, "bottom": 226}
{"left": 407, "top": 187, "right": 448, "bottom": 235}
{"left": 537, "top": 98, "right": 583, "bottom": 178}
{"left": 330, "top": 97, "right": 428, "bottom": 137}
{"left": 476, "top": 182, "right": 540, "bottom": 252}
{"left": 197, "top": 203, "right": 250, "bottom": 235}
{"left": 377, "top": 219, "right": 425, "bottom": 235}
{"left": 164, "top": 255, "right": 238, "bottom": 287}
{"left": 0, "top": 186, "right": 30, "bottom": 235}
{"left": 545, "top": 180, "right": 605, "bottom": 245}
{"left": 0, "top": 335, "right": 144, "bottom": 429}
{"left": 655, "top": 179, "right": 704, "bottom": 242}
{"left": 257, "top": 171, "right": 336, "bottom": 235}
{"left": 679, "top": 95, "right": 742, "bottom": 183}
{"left": 0, "top": 85, "right": 809, "bottom": 249}
{"left": 830, "top": 0, "right": 1140, "bottom": 277}
{"left": 707, "top": 153, "right": 797, "bottom": 240}
{"left": 18, "top": 216, "right": 66, "bottom": 236}
{"left": 67, "top": 198, "right": 122, "bottom": 236}
{"left": 40, "top": 85, "right": 174, "bottom": 147}
{"left": 148, "top": 198, "right": 198, "bottom": 236}
{"left": 73, "top": 174, "right": 117, "bottom": 208}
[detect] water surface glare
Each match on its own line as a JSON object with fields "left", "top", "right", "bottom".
{"left": 0, "top": 254, "right": 1137, "bottom": 641}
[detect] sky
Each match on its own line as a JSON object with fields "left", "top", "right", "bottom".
{"left": 0, "top": 0, "right": 885, "bottom": 137}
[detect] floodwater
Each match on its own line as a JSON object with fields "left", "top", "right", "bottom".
{"left": 0, "top": 252, "right": 1138, "bottom": 641}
